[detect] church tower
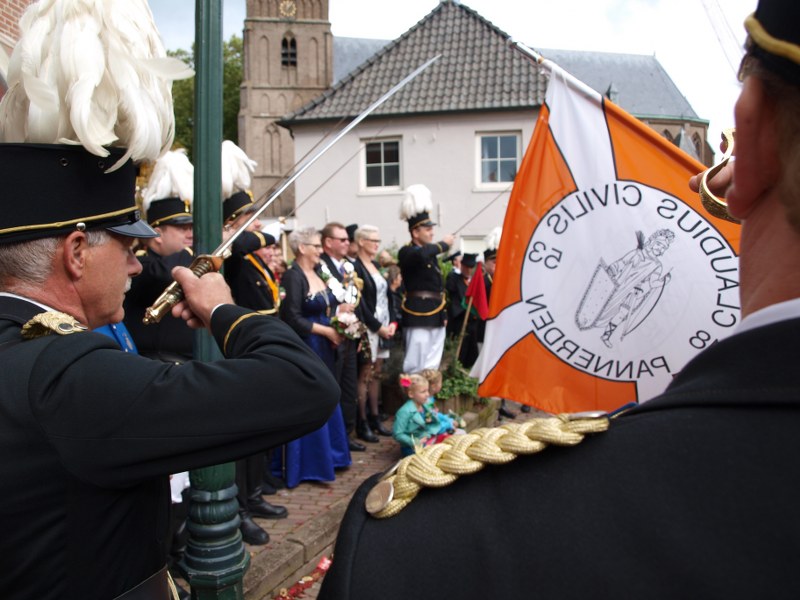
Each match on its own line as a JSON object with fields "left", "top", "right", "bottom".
{"left": 240, "top": 0, "right": 333, "bottom": 215}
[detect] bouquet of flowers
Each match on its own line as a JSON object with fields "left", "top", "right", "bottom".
{"left": 331, "top": 311, "right": 364, "bottom": 340}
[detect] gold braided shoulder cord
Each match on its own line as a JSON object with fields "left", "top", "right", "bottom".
{"left": 367, "top": 414, "right": 609, "bottom": 518}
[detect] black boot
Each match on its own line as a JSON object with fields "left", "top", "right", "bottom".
{"left": 239, "top": 513, "right": 270, "bottom": 545}
{"left": 348, "top": 438, "right": 366, "bottom": 451}
{"left": 248, "top": 492, "right": 288, "bottom": 519}
{"left": 357, "top": 420, "right": 379, "bottom": 443}
{"left": 368, "top": 415, "right": 392, "bottom": 436}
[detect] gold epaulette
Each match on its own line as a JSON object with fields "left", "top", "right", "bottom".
{"left": 366, "top": 413, "right": 610, "bottom": 518}
{"left": 21, "top": 311, "right": 88, "bottom": 339}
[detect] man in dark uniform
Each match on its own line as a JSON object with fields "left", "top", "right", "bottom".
{"left": 222, "top": 178, "right": 290, "bottom": 545}
{"left": 124, "top": 151, "right": 195, "bottom": 363}
{"left": 0, "top": 146, "right": 337, "bottom": 599}
{"left": 397, "top": 185, "right": 454, "bottom": 373}
{"left": 0, "top": 3, "right": 338, "bottom": 597}
{"left": 444, "top": 249, "right": 462, "bottom": 275}
{"left": 445, "top": 252, "right": 479, "bottom": 367}
{"left": 319, "top": 1, "right": 800, "bottom": 597}
{"left": 320, "top": 221, "right": 370, "bottom": 447}
{"left": 122, "top": 150, "right": 198, "bottom": 587}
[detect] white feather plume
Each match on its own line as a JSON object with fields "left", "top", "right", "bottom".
{"left": 141, "top": 149, "right": 194, "bottom": 212}
{"left": 399, "top": 183, "right": 433, "bottom": 220}
{"left": 221, "top": 140, "right": 258, "bottom": 199}
{"left": 484, "top": 226, "right": 502, "bottom": 251}
{"left": 261, "top": 220, "right": 283, "bottom": 241}
{"left": 0, "top": 0, "right": 194, "bottom": 169}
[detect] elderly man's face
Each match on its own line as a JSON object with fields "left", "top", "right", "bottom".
{"left": 82, "top": 234, "right": 142, "bottom": 328}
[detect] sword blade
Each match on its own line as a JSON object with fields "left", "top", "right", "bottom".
{"left": 215, "top": 53, "right": 441, "bottom": 257}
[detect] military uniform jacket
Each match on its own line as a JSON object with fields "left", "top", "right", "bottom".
{"left": 397, "top": 241, "right": 449, "bottom": 328}
{"left": 124, "top": 248, "right": 194, "bottom": 362}
{"left": 0, "top": 296, "right": 338, "bottom": 600}
{"left": 319, "top": 317, "right": 800, "bottom": 599}
{"left": 224, "top": 231, "right": 278, "bottom": 314}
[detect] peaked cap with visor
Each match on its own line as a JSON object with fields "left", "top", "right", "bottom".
{"left": 0, "top": 0, "right": 194, "bottom": 245}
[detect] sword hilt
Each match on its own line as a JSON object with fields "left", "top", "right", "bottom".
{"left": 143, "top": 254, "right": 225, "bottom": 325}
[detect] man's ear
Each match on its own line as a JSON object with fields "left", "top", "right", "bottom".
{"left": 61, "top": 231, "right": 90, "bottom": 280}
{"left": 150, "top": 227, "right": 163, "bottom": 250}
{"left": 728, "top": 76, "right": 781, "bottom": 219}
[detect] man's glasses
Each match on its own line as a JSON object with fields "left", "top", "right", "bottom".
{"left": 365, "top": 238, "right": 381, "bottom": 243}
{"left": 327, "top": 236, "right": 349, "bottom": 243}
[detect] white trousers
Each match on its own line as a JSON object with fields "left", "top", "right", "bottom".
{"left": 403, "top": 326, "right": 446, "bottom": 374}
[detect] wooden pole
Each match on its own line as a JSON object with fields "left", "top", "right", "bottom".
{"left": 454, "top": 293, "right": 475, "bottom": 364}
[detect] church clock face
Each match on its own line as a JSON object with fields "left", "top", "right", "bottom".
{"left": 279, "top": 0, "right": 296, "bottom": 18}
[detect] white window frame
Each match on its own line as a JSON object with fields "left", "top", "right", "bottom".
{"left": 360, "top": 137, "right": 402, "bottom": 193}
{"left": 475, "top": 131, "right": 521, "bottom": 190}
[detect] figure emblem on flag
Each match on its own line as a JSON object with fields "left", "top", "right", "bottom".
{"left": 576, "top": 228, "right": 675, "bottom": 348}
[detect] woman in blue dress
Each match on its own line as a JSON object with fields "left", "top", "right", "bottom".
{"left": 276, "top": 226, "right": 351, "bottom": 487}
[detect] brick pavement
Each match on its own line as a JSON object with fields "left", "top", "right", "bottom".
{"left": 231, "top": 401, "right": 541, "bottom": 599}
{"left": 242, "top": 424, "right": 401, "bottom": 599}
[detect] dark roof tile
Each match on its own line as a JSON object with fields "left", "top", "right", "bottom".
{"left": 285, "top": 1, "right": 700, "bottom": 124}
{"left": 285, "top": 1, "right": 541, "bottom": 123}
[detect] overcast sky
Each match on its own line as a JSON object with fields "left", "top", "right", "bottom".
{"left": 148, "top": 0, "right": 753, "bottom": 150}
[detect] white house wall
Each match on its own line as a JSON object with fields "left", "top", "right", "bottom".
{"left": 290, "top": 109, "right": 539, "bottom": 253}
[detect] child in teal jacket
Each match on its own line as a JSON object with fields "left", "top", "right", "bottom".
{"left": 392, "top": 373, "right": 441, "bottom": 456}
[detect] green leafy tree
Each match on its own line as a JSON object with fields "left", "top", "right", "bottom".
{"left": 168, "top": 35, "right": 243, "bottom": 159}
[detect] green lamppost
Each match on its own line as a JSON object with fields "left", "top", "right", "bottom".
{"left": 178, "top": 2, "right": 250, "bottom": 598}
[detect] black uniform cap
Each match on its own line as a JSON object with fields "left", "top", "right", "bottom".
{"left": 745, "top": 0, "right": 800, "bottom": 85}
{"left": 223, "top": 190, "right": 255, "bottom": 224}
{"left": 407, "top": 212, "right": 436, "bottom": 230}
{"left": 461, "top": 253, "right": 478, "bottom": 268}
{"left": 0, "top": 144, "right": 156, "bottom": 244}
{"left": 147, "top": 197, "right": 193, "bottom": 227}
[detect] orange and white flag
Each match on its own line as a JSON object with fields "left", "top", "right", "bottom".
{"left": 471, "top": 62, "right": 741, "bottom": 413}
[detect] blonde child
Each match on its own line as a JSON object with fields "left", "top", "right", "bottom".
{"left": 393, "top": 373, "right": 448, "bottom": 456}
{"left": 420, "top": 369, "right": 464, "bottom": 434}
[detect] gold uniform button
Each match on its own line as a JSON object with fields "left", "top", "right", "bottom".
{"left": 365, "top": 480, "right": 394, "bottom": 515}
